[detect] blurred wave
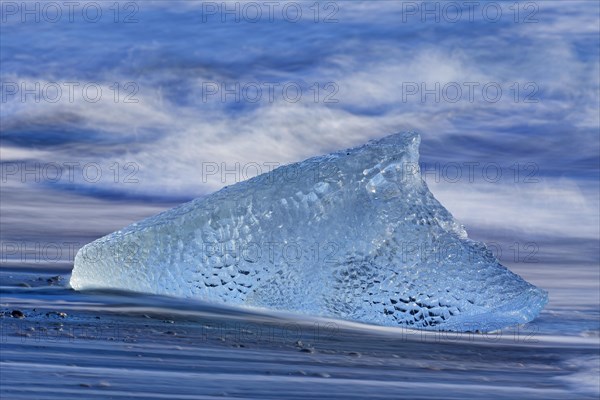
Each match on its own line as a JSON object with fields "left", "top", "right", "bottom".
{"left": 0, "top": 3, "right": 599, "bottom": 397}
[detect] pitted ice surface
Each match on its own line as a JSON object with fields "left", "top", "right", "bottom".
{"left": 70, "top": 132, "right": 548, "bottom": 332}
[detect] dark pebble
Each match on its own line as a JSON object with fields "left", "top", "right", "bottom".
{"left": 11, "top": 310, "right": 24, "bottom": 318}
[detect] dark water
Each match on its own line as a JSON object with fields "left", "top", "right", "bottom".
{"left": 1, "top": 1, "right": 599, "bottom": 398}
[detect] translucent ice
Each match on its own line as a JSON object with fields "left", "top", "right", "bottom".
{"left": 70, "top": 132, "right": 548, "bottom": 332}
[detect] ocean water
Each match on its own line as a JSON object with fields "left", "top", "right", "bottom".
{"left": 1, "top": 1, "right": 599, "bottom": 398}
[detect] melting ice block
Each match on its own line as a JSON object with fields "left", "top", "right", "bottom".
{"left": 70, "top": 133, "right": 547, "bottom": 332}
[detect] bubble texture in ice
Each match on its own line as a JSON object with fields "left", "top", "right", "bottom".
{"left": 70, "top": 132, "right": 548, "bottom": 332}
